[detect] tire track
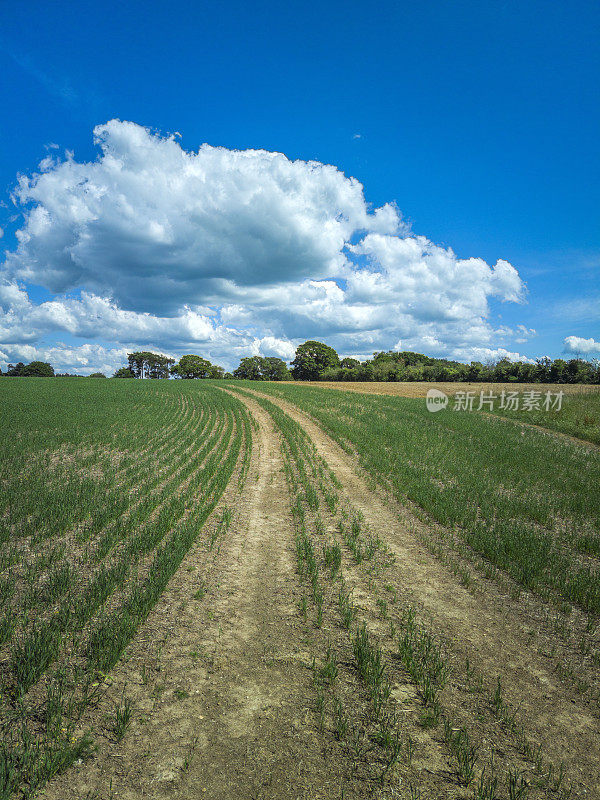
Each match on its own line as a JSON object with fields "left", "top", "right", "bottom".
{"left": 39, "top": 393, "right": 349, "bottom": 800}
{"left": 241, "top": 387, "right": 600, "bottom": 798}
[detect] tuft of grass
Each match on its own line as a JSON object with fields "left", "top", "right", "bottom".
{"left": 113, "top": 696, "right": 133, "bottom": 741}
{"left": 323, "top": 542, "right": 342, "bottom": 576}
{"left": 193, "top": 583, "right": 207, "bottom": 600}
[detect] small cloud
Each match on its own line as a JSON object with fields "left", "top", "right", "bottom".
{"left": 554, "top": 296, "right": 600, "bottom": 323}
{"left": 352, "top": 133, "right": 362, "bottom": 139}
{"left": 7, "top": 50, "right": 78, "bottom": 106}
{"left": 515, "top": 324, "right": 536, "bottom": 343}
{"left": 563, "top": 335, "right": 600, "bottom": 355}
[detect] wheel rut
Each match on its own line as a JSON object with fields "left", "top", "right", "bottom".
{"left": 241, "top": 387, "right": 600, "bottom": 798}
{"left": 39, "top": 395, "right": 346, "bottom": 800}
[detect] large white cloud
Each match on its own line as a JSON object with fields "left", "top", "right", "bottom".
{"left": 6, "top": 120, "right": 400, "bottom": 313}
{"left": 1, "top": 120, "right": 534, "bottom": 372}
{"left": 563, "top": 335, "right": 600, "bottom": 355}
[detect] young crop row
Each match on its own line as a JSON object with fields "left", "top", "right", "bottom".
{"left": 229, "top": 386, "right": 576, "bottom": 798}
{"left": 246, "top": 383, "right": 600, "bottom": 616}
{"left": 3, "top": 402, "right": 228, "bottom": 688}
{"left": 0, "top": 381, "right": 253, "bottom": 799}
{"left": 0, "top": 388, "right": 215, "bottom": 651}
{"left": 0, "top": 394, "right": 210, "bottom": 622}
{"left": 0, "top": 382, "right": 195, "bottom": 544}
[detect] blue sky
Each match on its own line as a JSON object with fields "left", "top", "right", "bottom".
{"left": 0, "top": 0, "right": 598, "bottom": 373}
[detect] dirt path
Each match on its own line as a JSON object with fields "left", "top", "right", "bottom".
{"left": 242, "top": 388, "right": 600, "bottom": 797}
{"left": 40, "top": 395, "right": 347, "bottom": 800}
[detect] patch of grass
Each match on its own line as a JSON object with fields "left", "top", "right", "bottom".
{"left": 0, "top": 380, "right": 253, "bottom": 796}
{"left": 193, "top": 583, "right": 207, "bottom": 600}
{"left": 250, "top": 383, "right": 600, "bottom": 613}
{"left": 489, "top": 391, "right": 600, "bottom": 446}
{"left": 323, "top": 542, "right": 342, "bottom": 576}
{"left": 112, "top": 696, "right": 133, "bottom": 740}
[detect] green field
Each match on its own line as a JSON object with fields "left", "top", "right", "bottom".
{"left": 244, "top": 381, "right": 600, "bottom": 612}
{"left": 489, "top": 389, "right": 600, "bottom": 446}
{"left": 0, "top": 378, "right": 251, "bottom": 797}
{"left": 1, "top": 378, "right": 599, "bottom": 799}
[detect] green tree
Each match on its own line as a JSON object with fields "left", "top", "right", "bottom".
{"left": 209, "top": 364, "right": 225, "bottom": 379}
{"left": 233, "top": 356, "right": 290, "bottom": 380}
{"left": 549, "top": 359, "right": 567, "bottom": 383}
{"left": 262, "top": 357, "right": 290, "bottom": 381}
{"left": 565, "top": 358, "right": 593, "bottom": 384}
{"left": 405, "top": 364, "right": 424, "bottom": 381}
{"left": 466, "top": 362, "right": 483, "bottom": 381}
{"left": 127, "top": 352, "right": 174, "bottom": 379}
{"left": 493, "top": 358, "right": 514, "bottom": 382}
{"left": 113, "top": 367, "right": 135, "bottom": 378}
{"left": 234, "top": 357, "right": 263, "bottom": 380}
{"left": 172, "top": 354, "right": 221, "bottom": 379}
{"left": 290, "top": 341, "right": 339, "bottom": 380}
{"left": 89, "top": 372, "right": 107, "bottom": 378}
{"left": 320, "top": 366, "right": 344, "bottom": 381}
{"left": 21, "top": 361, "right": 55, "bottom": 377}
{"left": 517, "top": 362, "right": 536, "bottom": 382}
{"left": 534, "top": 357, "right": 552, "bottom": 383}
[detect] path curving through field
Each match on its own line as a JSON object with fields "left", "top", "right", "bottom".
{"left": 38, "top": 385, "right": 600, "bottom": 799}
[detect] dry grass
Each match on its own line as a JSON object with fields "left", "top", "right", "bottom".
{"left": 283, "top": 381, "right": 600, "bottom": 398}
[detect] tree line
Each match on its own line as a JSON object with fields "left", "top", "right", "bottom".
{"left": 300, "top": 344, "right": 600, "bottom": 384}
{"left": 1, "top": 341, "right": 599, "bottom": 383}
{"left": 113, "top": 352, "right": 292, "bottom": 380}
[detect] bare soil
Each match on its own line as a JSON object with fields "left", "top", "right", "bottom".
{"left": 285, "top": 381, "right": 599, "bottom": 398}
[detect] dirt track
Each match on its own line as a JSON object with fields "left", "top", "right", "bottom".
{"left": 40, "top": 388, "right": 600, "bottom": 800}
{"left": 242, "top": 387, "right": 600, "bottom": 798}
{"left": 41, "top": 396, "right": 347, "bottom": 800}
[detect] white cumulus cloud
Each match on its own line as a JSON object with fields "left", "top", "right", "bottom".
{"left": 563, "top": 335, "right": 600, "bottom": 354}
{"left": 0, "top": 120, "right": 533, "bottom": 372}
{"left": 6, "top": 119, "right": 400, "bottom": 313}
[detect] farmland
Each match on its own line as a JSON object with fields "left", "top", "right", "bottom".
{"left": 286, "top": 382, "right": 600, "bottom": 446}
{"left": 1, "top": 379, "right": 599, "bottom": 799}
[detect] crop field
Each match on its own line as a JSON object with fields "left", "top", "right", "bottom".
{"left": 1, "top": 378, "right": 599, "bottom": 800}
{"left": 292, "top": 382, "right": 600, "bottom": 446}
{"left": 0, "top": 379, "right": 251, "bottom": 797}
{"left": 289, "top": 380, "right": 598, "bottom": 398}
